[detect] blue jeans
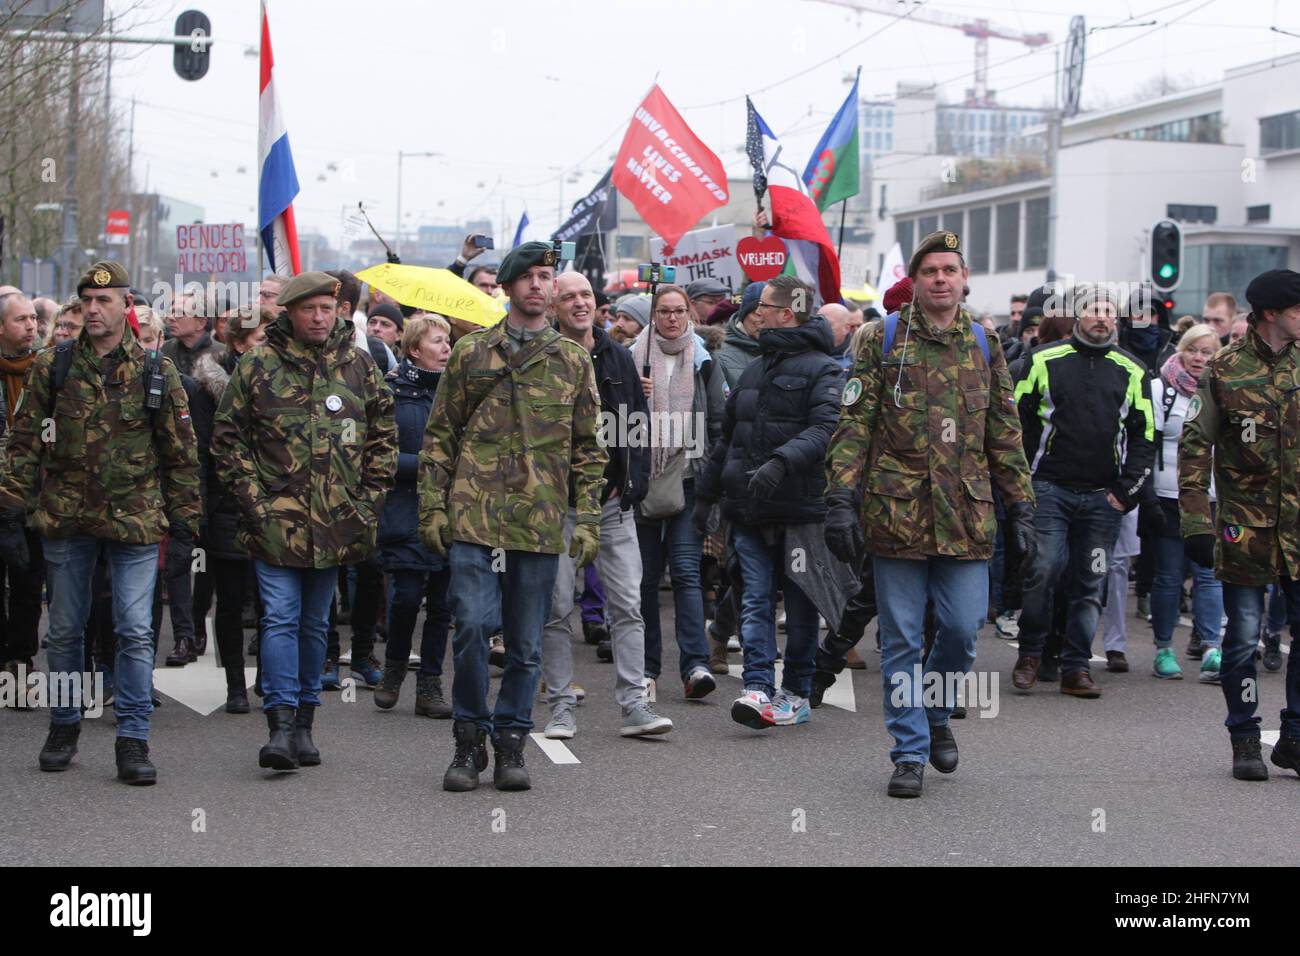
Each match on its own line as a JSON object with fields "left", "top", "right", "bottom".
{"left": 731, "top": 525, "right": 819, "bottom": 698}
{"left": 1150, "top": 532, "right": 1223, "bottom": 649}
{"left": 43, "top": 536, "right": 158, "bottom": 739}
{"left": 637, "top": 480, "right": 709, "bottom": 682}
{"left": 447, "top": 543, "right": 557, "bottom": 736}
{"left": 1017, "top": 481, "right": 1123, "bottom": 673}
{"left": 872, "top": 555, "right": 988, "bottom": 765}
{"left": 1221, "top": 582, "right": 1300, "bottom": 739}
{"left": 385, "top": 568, "right": 451, "bottom": 677}
{"left": 1265, "top": 584, "right": 1287, "bottom": 635}
{"left": 253, "top": 561, "right": 337, "bottom": 710}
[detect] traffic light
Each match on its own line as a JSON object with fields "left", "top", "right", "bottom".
{"left": 1150, "top": 219, "right": 1182, "bottom": 293}
{"left": 174, "top": 10, "right": 212, "bottom": 82}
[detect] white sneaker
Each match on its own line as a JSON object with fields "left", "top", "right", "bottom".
{"left": 994, "top": 611, "right": 1019, "bottom": 640}
{"left": 730, "top": 689, "right": 772, "bottom": 730}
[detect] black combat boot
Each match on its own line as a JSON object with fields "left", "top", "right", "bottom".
{"left": 38, "top": 723, "right": 80, "bottom": 772}
{"left": 294, "top": 704, "right": 321, "bottom": 766}
{"left": 415, "top": 674, "right": 452, "bottom": 718}
{"left": 493, "top": 728, "right": 531, "bottom": 791}
{"left": 1269, "top": 735, "right": 1300, "bottom": 777}
{"left": 258, "top": 706, "right": 299, "bottom": 771}
{"left": 929, "top": 723, "right": 958, "bottom": 773}
{"left": 443, "top": 720, "right": 488, "bottom": 792}
{"left": 224, "top": 666, "right": 249, "bottom": 714}
{"left": 1231, "top": 736, "right": 1269, "bottom": 781}
{"left": 115, "top": 737, "right": 157, "bottom": 786}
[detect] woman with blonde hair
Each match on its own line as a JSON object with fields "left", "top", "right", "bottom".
{"left": 1145, "top": 322, "right": 1224, "bottom": 682}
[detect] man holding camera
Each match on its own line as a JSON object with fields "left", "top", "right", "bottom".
{"left": 420, "top": 241, "right": 606, "bottom": 793}
{"left": 0, "top": 261, "right": 201, "bottom": 785}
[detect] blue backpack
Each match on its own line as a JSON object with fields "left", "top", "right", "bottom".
{"left": 883, "top": 310, "right": 990, "bottom": 366}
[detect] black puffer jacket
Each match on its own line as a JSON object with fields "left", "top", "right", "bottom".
{"left": 378, "top": 358, "right": 443, "bottom": 571}
{"left": 590, "top": 325, "right": 651, "bottom": 509}
{"left": 699, "top": 315, "right": 843, "bottom": 525}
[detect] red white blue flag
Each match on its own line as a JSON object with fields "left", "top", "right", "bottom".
{"left": 258, "top": 1, "right": 301, "bottom": 277}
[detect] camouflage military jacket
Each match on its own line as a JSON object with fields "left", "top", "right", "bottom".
{"left": 1179, "top": 327, "right": 1300, "bottom": 586}
{"left": 211, "top": 314, "right": 397, "bottom": 569}
{"left": 418, "top": 317, "right": 606, "bottom": 554}
{"left": 825, "top": 304, "right": 1032, "bottom": 560}
{"left": 0, "top": 323, "right": 200, "bottom": 544}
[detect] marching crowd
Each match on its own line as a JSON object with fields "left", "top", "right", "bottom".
{"left": 0, "top": 224, "right": 1297, "bottom": 799}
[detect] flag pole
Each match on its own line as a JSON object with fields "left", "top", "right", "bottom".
{"left": 836, "top": 200, "right": 847, "bottom": 259}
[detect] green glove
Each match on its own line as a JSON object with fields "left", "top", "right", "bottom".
{"left": 421, "top": 510, "right": 452, "bottom": 557}
{"left": 570, "top": 518, "right": 600, "bottom": 569}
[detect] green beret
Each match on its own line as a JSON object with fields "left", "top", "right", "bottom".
{"left": 907, "top": 230, "right": 963, "bottom": 277}
{"left": 276, "top": 271, "right": 341, "bottom": 308}
{"left": 497, "top": 241, "right": 558, "bottom": 286}
{"left": 76, "top": 260, "right": 130, "bottom": 294}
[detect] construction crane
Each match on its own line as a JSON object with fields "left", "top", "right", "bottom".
{"left": 810, "top": 0, "right": 1051, "bottom": 106}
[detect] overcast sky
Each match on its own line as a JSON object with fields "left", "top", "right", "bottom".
{"left": 109, "top": 0, "right": 1300, "bottom": 249}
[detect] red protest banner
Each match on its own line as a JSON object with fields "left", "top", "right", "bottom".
{"left": 612, "top": 85, "right": 728, "bottom": 249}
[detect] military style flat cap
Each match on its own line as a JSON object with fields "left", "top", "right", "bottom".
{"left": 907, "top": 230, "right": 963, "bottom": 277}
{"left": 1245, "top": 269, "right": 1300, "bottom": 315}
{"left": 497, "top": 241, "right": 559, "bottom": 286}
{"left": 76, "top": 260, "right": 130, "bottom": 294}
{"left": 686, "top": 277, "right": 728, "bottom": 299}
{"left": 277, "top": 271, "right": 341, "bottom": 308}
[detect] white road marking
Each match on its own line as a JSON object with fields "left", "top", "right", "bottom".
{"left": 152, "top": 664, "right": 257, "bottom": 716}
{"left": 529, "top": 733, "right": 580, "bottom": 765}
{"left": 1262, "top": 730, "right": 1279, "bottom": 749}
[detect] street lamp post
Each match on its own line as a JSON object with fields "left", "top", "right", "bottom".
{"left": 395, "top": 150, "right": 440, "bottom": 258}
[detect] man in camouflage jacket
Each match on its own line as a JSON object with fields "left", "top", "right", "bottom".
{"left": 420, "top": 241, "right": 606, "bottom": 793}
{"left": 211, "top": 271, "right": 396, "bottom": 772}
{"left": 1179, "top": 268, "right": 1300, "bottom": 781}
{"left": 0, "top": 261, "right": 200, "bottom": 785}
{"left": 824, "top": 231, "right": 1034, "bottom": 799}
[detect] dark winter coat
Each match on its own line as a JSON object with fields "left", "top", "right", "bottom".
{"left": 379, "top": 358, "right": 444, "bottom": 571}
{"left": 192, "top": 351, "right": 242, "bottom": 560}
{"left": 699, "top": 315, "right": 844, "bottom": 526}
{"left": 590, "top": 325, "right": 651, "bottom": 510}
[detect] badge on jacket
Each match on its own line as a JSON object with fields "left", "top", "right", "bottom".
{"left": 841, "top": 377, "right": 863, "bottom": 406}
{"left": 325, "top": 395, "right": 343, "bottom": 412}
{"left": 1185, "top": 394, "right": 1201, "bottom": 422}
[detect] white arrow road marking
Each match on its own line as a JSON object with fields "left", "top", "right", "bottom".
{"left": 529, "top": 733, "right": 580, "bottom": 764}
{"left": 152, "top": 663, "right": 256, "bottom": 716}
{"left": 1262, "top": 730, "right": 1279, "bottom": 749}
{"left": 725, "top": 661, "right": 856, "bottom": 712}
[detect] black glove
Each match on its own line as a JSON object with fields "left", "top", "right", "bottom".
{"left": 1008, "top": 500, "right": 1037, "bottom": 568}
{"left": 1138, "top": 499, "right": 1165, "bottom": 538}
{"left": 692, "top": 500, "right": 714, "bottom": 537}
{"left": 0, "top": 508, "right": 29, "bottom": 571}
{"left": 747, "top": 457, "right": 786, "bottom": 499}
{"left": 824, "top": 488, "right": 864, "bottom": 566}
{"left": 1184, "top": 533, "right": 1216, "bottom": 569}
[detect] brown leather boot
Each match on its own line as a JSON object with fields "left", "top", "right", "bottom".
{"left": 1012, "top": 655, "right": 1040, "bottom": 690}
{"left": 845, "top": 647, "right": 867, "bottom": 670}
{"left": 707, "top": 636, "right": 729, "bottom": 676}
{"left": 1061, "top": 669, "right": 1102, "bottom": 698}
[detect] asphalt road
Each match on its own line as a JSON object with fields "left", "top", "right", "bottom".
{"left": 2, "top": 589, "right": 1296, "bottom": 867}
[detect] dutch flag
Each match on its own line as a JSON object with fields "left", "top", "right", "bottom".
{"left": 258, "top": 1, "right": 301, "bottom": 277}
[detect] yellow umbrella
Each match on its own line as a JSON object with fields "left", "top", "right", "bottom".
{"left": 356, "top": 263, "right": 506, "bottom": 328}
{"left": 840, "top": 282, "right": 881, "bottom": 303}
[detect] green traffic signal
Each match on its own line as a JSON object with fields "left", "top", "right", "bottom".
{"left": 1158, "top": 263, "right": 1177, "bottom": 280}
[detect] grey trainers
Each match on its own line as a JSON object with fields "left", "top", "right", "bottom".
{"left": 620, "top": 702, "right": 673, "bottom": 737}
{"left": 543, "top": 705, "right": 577, "bottom": 739}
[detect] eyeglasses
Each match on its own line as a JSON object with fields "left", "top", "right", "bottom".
{"left": 754, "top": 301, "right": 784, "bottom": 311}
{"left": 655, "top": 308, "right": 689, "bottom": 318}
